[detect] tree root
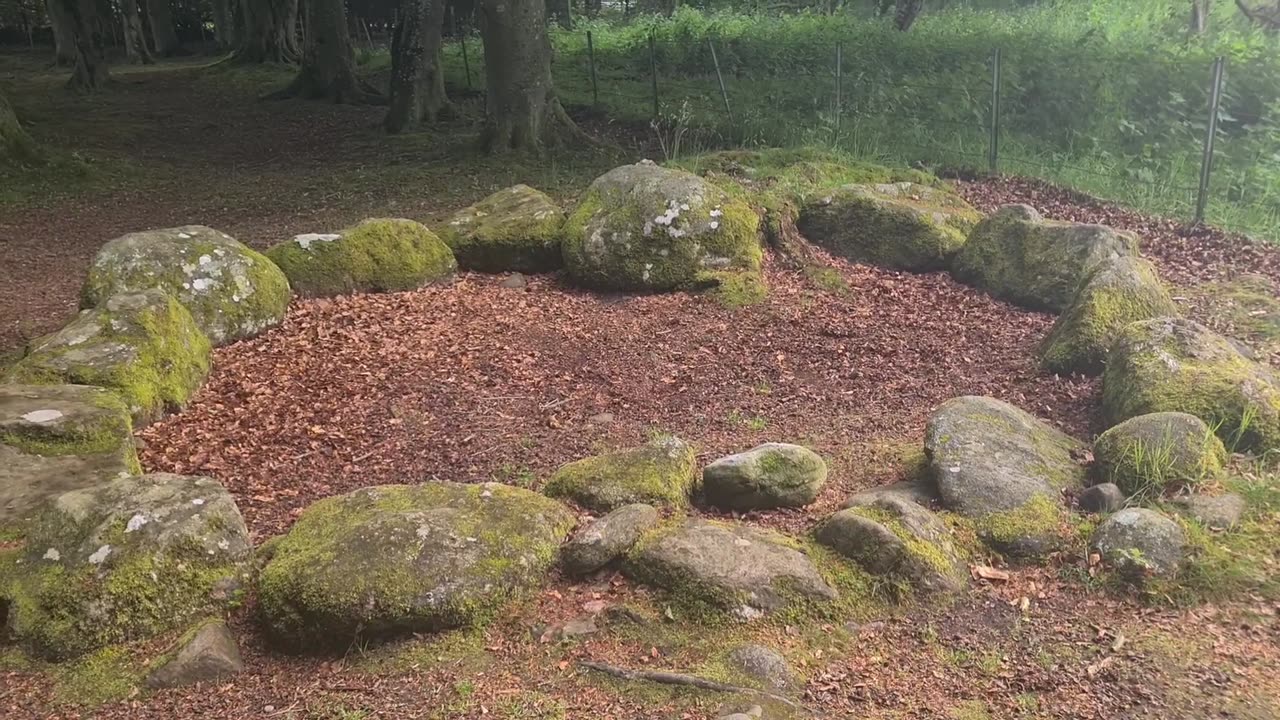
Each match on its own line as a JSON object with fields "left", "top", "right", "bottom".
{"left": 575, "top": 660, "right": 818, "bottom": 716}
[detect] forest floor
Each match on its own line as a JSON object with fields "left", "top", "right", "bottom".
{"left": 2, "top": 51, "right": 1280, "bottom": 720}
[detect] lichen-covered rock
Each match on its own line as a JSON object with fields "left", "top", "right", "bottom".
{"left": 815, "top": 497, "right": 966, "bottom": 595}
{"left": 3, "top": 473, "right": 250, "bottom": 660}
{"left": 725, "top": 644, "right": 796, "bottom": 693}
{"left": 841, "top": 478, "right": 938, "bottom": 509}
{"left": 1039, "top": 256, "right": 1179, "bottom": 375}
{"left": 257, "top": 482, "right": 574, "bottom": 649}
{"left": 436, "top": 185, "right": 565, "bottom": 273}
{"left": 0, "top": 384, "right": 140, "bottom": 535}
{"left": 952, "top": 205, "right": 1139, "bottom": 312}
{"left": 1101, "top": 317, "right": 1280, "bottom": 453}
{"left": 701, "top": 443, "right": 827, "bottom": 511}
{"left": 6, "top": 290, "right": 212, "bottom": 425}
{"left": 143, "top": 619, "right": 243, "bottom": 689}
{"left": 1092, "top": 508, "right": 1185, "bottom": 579}
{"left": 543, "top": 436, "right": 698, "bottom": 512}
{"left": 1093, "top": 412, "right": 1226, "bottom": 497}
{"left": 265, "top": 218, "right": 457, "bottom": 298}
{"left": 561, "top": 503, "right": 660, "bottom": 575}
{"left": 925, "top": 396, "right": 1086, "bottom": 556}
{"left": 1170, "top": 492, "right": 1246, "bottom": 530}
{"left": 1077, "top": 483, "right": 1126, "bottom": 514}
{"left": 796, "top": 182, "right": 980, "bottom": 271}
{"left": 81, "top": 226, "right": 290, "bottom": 345}
{"left": 561, "top": 162, "right": 761, "bottom": 292}
{"left": 625, "top": 518, "right": 837, "bottom": 619}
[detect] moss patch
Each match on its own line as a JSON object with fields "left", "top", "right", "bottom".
{"left": 543, "top": 436, "right": 698, "bottom": 512}
{"left": 50, "top": 645, "right": 143, "bottom": 706}
{"left": 1093, "top": 413, "right": 1227, "bottom": 499}
{"left": 0, "top": 385, "right": 139, "bottom": 473}
{"left": 435, "top": 184, "right": 566, "bottom": 273}
{"left": 266, "top": 218, "right": 457, "bottom": 298}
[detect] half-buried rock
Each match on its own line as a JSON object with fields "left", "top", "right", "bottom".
{"left": 81, "top": 225, "right": 290, "bottom": 345}
{"left": 1091, "top": 508, "right": 1185, "bottom": 581}
{"left": 1102, "top": 317, "right": 1280, "bottom": 453}
{"left": 1039, "top": 256, "right": 1178, "bottom": 375}
{"left": 816, "top": 497, "right": 966, "bottom": 596}
{"left": 265, "top": 218, "right": 457, "bottom": 298}
{"left": 952, "top": 205, "right": 1138, "bottom": 312}
{"left": 796, "top": 182, "right": 980, "bottom": 271}
{"left": 0, "top": 384, "right": 139, "bottom": 536}
{"left": 926, "top": 396, "right": 1086, "bottom": 556}
{"left": 561, "top": 503, "right": 660, "bottom": 576}
{"left": 625, "top": 518, "right": 837, "bottom": 619}
{"left": 702, "top": 443, "right": 827, "bottom": 511}
{"left": 1092, "top": 412, "right": 1226, "bottom": 498}
{"left": 561, "top": 161, "right": 761, "bottom": 292}
{"left": 436, "top": 185, "right": 566, "bottom": 273}
{"left": 3, "top": 473, "right": 251, "bottom": 660}
{"left": 144, "top": 619, "right": 244, "bottom": 689}
{"left": 543, "top": 436, "right": 697, "bottom": 512}
{"left": 257, "top": 482, "right": 574, "bottom": 649}
{"left": 6, "top": 290, "right": 212, "bottom": 425}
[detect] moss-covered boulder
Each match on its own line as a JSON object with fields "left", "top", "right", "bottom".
{"left": 436, "top": 185, "right": 565, "bottom": 273}
{"left": 561, "top": 162, "right": 761, "bottom": 292}
{"left": 925, "top": 396, "right": 1086, "bottom": 556}
{"left": 815, "top": 497, "right": 965, "bottom": 596}
{"left": 561, "top": 503, "right": 660, "bottom": 576}
{"left": 1093, "top": 412, "right": 1226, "bottom": 498}
{"left": 81, "top": 226, "right": 290, "bottom": 346}
{"left": 625, "top": 518, "right": 837, "bottom": 619}
{"left": 1101, "top": 317, "right": 1280, "bottom": 453}
{"left": 266, "top": 218, "right": 457, "bottom": 298}
{"left": 257, "top": 482, "right": 574, "bottom": 649}
{"left": 1091, "top": 507, "right": 1185, "bottom": 580}
{"left": 952, "top": 205, "right": 1139, "bottom": 312}
{"left": 796, "top": 182, "right": 980, "bottom": 271}
{"left": 6, "top": 290, "right": 212, "bottom": 425}
{"left": 701, "top": 443, "right": 827, "bottom": 511}
{"left": 1039, "top": 256, "right": 1179, "bottom": 375}
{"left": 0, "top": 384, "right": 139, "bottom": 536}
{"left": 542, "top": 436, "right": 698, "bottom": 512}
{"left": 3, "top": 473, "right": 251, "bottom": 660}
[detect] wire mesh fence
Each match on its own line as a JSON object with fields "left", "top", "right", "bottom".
{"left": 439, "top": 29, "right": 1279, "bottom": 242}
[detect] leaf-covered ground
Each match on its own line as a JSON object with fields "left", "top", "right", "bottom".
{"left": 2, "top": 54, "right": 1279, "bottom": 720}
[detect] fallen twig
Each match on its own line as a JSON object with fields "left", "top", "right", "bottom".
{"left": 576, "top": 660, "right": 817, "bottom": 715}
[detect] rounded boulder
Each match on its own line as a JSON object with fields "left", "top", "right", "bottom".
{"left": 1093, "top": 412, "right": 1226, "bottom": 498}
{"left": 701, "top": 443, "right": 827, "bottom": 511}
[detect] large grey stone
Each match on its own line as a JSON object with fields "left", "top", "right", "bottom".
{"left": 1171, "top": 493, "right": 1246, "bottom": 530}
{"left": 437, "top": 185, "right": 566, "bottom": 273}
{"left": 815, "top": 497, "right": 966, "bottom": 595}
{"left": 1093, "top": 412, "right": 1227, "bottom": 497}
{"left": 1092, "top": 508, "right": 1185, "bottom": 579}
{"left": 702, "top": 443, "right": 827, "bottom": 511}
{"left": 561, "top": 503, "right": 660, "bottom": 575}
{"left": 144, "top": 620, "right": 244, "bottom": 689}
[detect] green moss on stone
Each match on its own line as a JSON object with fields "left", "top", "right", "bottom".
{"left": 542, "top": 436, "right": 698, "bottom": 512}
{"left": 51, "top": 645, "right": 142, "bottom": 706}
{"left": 435, "top": 185, "right": 566, "bottom": 273}
{"left": 698, "top": 269, "right": 768, "bottom": 309}
{"left": 846, "top": 506, "right": 961, "bottom": 581}
{"left": 0, "top": 389, "right": 139, "bottom": 473}
{"left": 970, "top": 495, "right": 1074, "bottom": 557}
{"left": 266, "top": 218, "right": 457, "bottom": 298}
{"left": 1094, "top": 414, "right": 1227, "bottom": 498}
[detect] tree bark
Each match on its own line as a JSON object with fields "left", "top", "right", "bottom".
{"left": 212, "top": 0, "right": 238, "bottom": 50}
{"left": 1190, "top": 0, "right": 1210, "bottom": 33}
{"left": 894, "top": 0, "right": 923, "bottom": 30}
{"left": 1235, "top": 0, "right": 1280, "bottom": 30}
{"left": 144, "top": 0, "right": 183, "bottom": 55}
{"left": 384, "top": 0, "right": 449, "bottom": 133}
{"left": 476, "top": 0, "right": 583, "bottom": 153}
{"left": 1, "top": 88, "right": 39, "bottom": 165}
{"left": 274, "top": 0, "right": 382, "bottom": 102}
{"left": 46, "top": 0, "right": 78, "bottom": 66}
{"left": 235, "top": 0, "right": 300, "bottom": 62}
{"left": 61, "top": 0, "right": 110, "bottom": 90}
{"left": 123, "top": 0, "right": 154, "bottom": 64}
{"left": 547, "top": 0, "right": 571, "bottom": 28}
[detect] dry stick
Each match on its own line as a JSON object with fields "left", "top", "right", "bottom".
{"left": 576, "top": 661, "right": 818, "bottom": 716}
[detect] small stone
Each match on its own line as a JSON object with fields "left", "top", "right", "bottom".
{"left": 499, "top": 273, "right": 528, "bottom": 289}
{"left": 541, "top": 615, "right": 598, "bottom": 643}
{"left": 587, "top": 412, "right": 615, "bottom": 425}
{"left": 1092, "top": 508, "right": 1185, "bottom": 580}
{"left": 842, "top": 478, "right": 938, "bottom": 509}
{"left": 718, "top": 706, "right": 764, "bottom": 720}
{"left": 1171, "top": 493, "right": 1246, "bottom": 530}
{"left": 702, "top": 443, "right": 827, "bottom": 511}
{"left": 726, "top": 644, "right": 796, "bottom": 693}
{"left": 1078, "top": 483, "right": 1127, "bottom": 514}
{"left": 815, "top": 497, "right": 966, "bottom": 595}
{"left": 561, "top": 503, "right": 660, "bottom": 575}
{"left": 543, "top": 436, "right": 697, "bottom": 512}
{"left": 144, "top": 620, "right": 244, "bottom": 689}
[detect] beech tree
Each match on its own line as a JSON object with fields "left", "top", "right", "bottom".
{"left": 275, "top": 0, "right": 382, "bottom": 102}
{"left": 45, "top": 0, "right": 76, "bottom": 65}
{"left": 384, "top": 0, "right": 449, "bottom": 133}
{"left": 476, "top": 0, "right": 582, "bottom": 152}
{"left": 1, "top": 89, "right": 37, "bottom": 164}
{"left": 895, "top": 0, "right": 923, "bottom": 30}
{"left": 1235, "top": 0, "right": 1280, "bottom": 30}
{"left": 143, "top": 0, "right": 182, "bottom": 56}
{"left": 61, "top": 0, "right": 109, "bottom": 90}
{"left": 1190, "top": 0, "right": 1211, "bottom": 33}
{"left": 236, "top": 0, "right": 300, "bottom": 63}
{"left": 122, "top": 0, "right": 154, "bottom": 64}
{"left": 212, "top": 0, "right": 239, "bottom": 51}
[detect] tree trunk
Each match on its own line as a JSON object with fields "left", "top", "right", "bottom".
{"left": 1235, "top": 0, "right": 1280, "bottom": 31}
{"left": 144, "top": 0, "right": 182, "bottom": 55}
{"left": 1190, "top": 0, "right": 1210, "bottom": 33}
{"left": 62, "top": 0, "right": 110, "bottom": 90}
{"left": 894, "top": 0, "right": 923, "bottom": 30}
{"left": 275, "top": 0, "right": 382, "bottom": 102}
{"left": 212, "top": 0, "right": 238, "bottom": 50}
{"left": 384, "top": 0, "right": 449, "bottom": 133}
{"left": 476, "top": 0, "right": 582, "bottom": 153}
{"left": 1, "top": 89, "right": 39, "bottom": 165}
{"left": 547, "top": 0, "right": 571, "bottom": 28}
{"left": 235, "top": 0, "right": 299, "bottom": 62}
{"left": 123, "top": 0, "right": 154, "bottom": 63}
{"left": 46, "top": 0, "right": 78, "bottom": 66}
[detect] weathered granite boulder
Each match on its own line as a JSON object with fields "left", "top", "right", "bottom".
{"left": 437, "top": 185, "right": 566, "bottom": 272}
{"left": 1093, "top": 412, "right": 1226, "bottom": 497}
{"left": 543, "top": 436, "right": 698, "bottom": 512}
{"left": 701, "top": 443, "right": 827, "bottom": 511}
{"left": 815, "top": 497, "right": 966, "bottom": 595}
{"left": 1092, "top": 508, "right": 1185, "bottom": 579}
{"left": 560, "top": 503, "right": 660, "bottom": 575}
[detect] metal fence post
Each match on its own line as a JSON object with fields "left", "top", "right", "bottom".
{"left": 834, "top": 42, "right": 843, "bottom": 145}
{"left": 1195, "top": 56, "right": 1226, "bottom": 224}
{"left": 709, "top": 38, "right": 734, "bottom": 130}
{"left": 649, "top": 31, "right": 660, "bottom": 119}
{"left": 989, "top": 47, "right": 1002, "bottom": 174}
{"left": 587, "top": 30, "right": 599, "bottom": 110}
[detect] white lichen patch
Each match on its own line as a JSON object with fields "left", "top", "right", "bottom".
{"left": 125, "top": 513, "right": 149, "bottom": 532}
{"left": 20, "top": 409, "right": 64, "bottom": 424}
{"left": 88, "top": 544, "right": 112, "bottom": 565}
{"left": 43, "top": 548, "right": 61, "bottom": 561}
{"left": 294, "top": 233, "right": 342, "bottom": 251}
{"left": 192, "top": 498, "right": 206, "bottom": 506}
